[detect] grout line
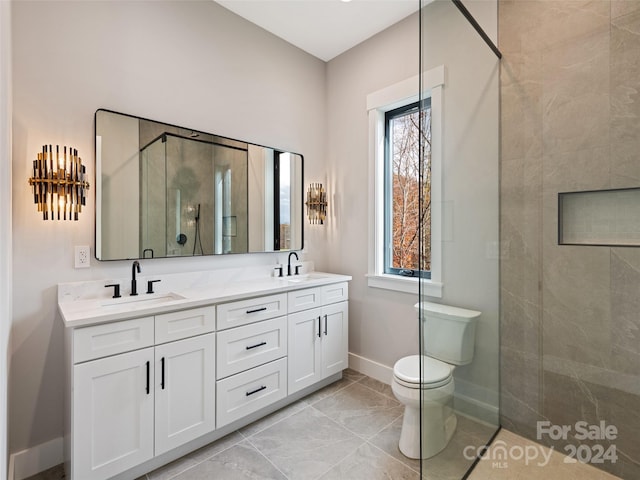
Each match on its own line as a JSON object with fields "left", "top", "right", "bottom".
{"left": 243, "top": 435, "right": 291, "bottom": 480}
{"left": 240, "top": 401, "right": 310, "bottom": 438}
{"left": 366, "top": 440, "right": 422, "bottom": 475}
{"left": 356, "top": 378, "right": 398, "bottom": 401}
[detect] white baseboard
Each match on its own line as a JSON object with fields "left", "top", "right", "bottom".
{"left": 9, "top": 437, "right": 63, "bottom": 480}
{"left": 348, "top": 352, "right": 393, "bottom": 385}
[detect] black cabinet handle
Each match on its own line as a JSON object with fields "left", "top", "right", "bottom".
{"left": 317, "top": 316, "right": 321, "bottom": 338}
{"left": 161, "top": 357, "right": 165, "bottom": 390}
{"left": 246, "top": 307, "right": 267, "bottom": 314}
{"left": 246, "top": 385, "right": 267, "bottom": 396}
{"left": 246, "top": 341, "right": 267, "bottom": 350}
{"left": 324, "top": 314, "right": 328, "bottom": 336}
{"left": 145, "top": 361, "right": 150, "bottom": 395}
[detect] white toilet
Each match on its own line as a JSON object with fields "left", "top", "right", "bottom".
{"left": 392, "top": 301, "right": 481, "bottom": 459}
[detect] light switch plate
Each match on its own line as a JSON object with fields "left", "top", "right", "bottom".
{"left": 75, "top": 246, "right": 90, "bottom": 268}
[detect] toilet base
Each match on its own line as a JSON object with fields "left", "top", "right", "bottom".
{"left": 398, "top": 403, "right": 457, "bottom": 459}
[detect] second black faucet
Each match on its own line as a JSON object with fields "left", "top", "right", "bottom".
{"left": 131, "top": 260, "right": 141, "bottom": 296}
{"left": 287, "top": 251, "right": 299, "bottom": 277}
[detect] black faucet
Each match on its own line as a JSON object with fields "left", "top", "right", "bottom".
{"left": 131, "top": 260, "right": 141, "bottom": 296}
{"left": 287, "top": 251, "right": 299, "bottom": 276}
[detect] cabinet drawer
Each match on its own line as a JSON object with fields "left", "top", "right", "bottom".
{"left": 217, "top": 294, "right": 287, "bottom": 330}
{"left": 155, "top": 306, "right": 216, "bottom": 344}
{"left": 73, "top": 317, "right": 154, "bottom": 363}
{"left": 217, "top": 316, "right": 287, "bottom": 379}
{"left": 322, "top": 282, "right": 348, "bottom": 305}
{"left": 287, "top": 287, "right": 322, "bottom": 314}
{"left": 216, "top": 358, "right": 287, "bottom": 428}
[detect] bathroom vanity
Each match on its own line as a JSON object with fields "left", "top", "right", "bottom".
{"left": 58, "top": 269, "right": 350, "bottom": 480}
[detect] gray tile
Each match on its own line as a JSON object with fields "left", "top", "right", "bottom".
{"left": 173, "top": 441, "right": 286, "bottom": 480}
{"left": 318, "top": 442, "right": 420, "bottom": 480}
{"left": 25, "top": 465, "right": 65, "bottom": 480}
{"left": 369, "top": 417, "right": 421, "bottom": 473}
{"left": 249, "top": 406, "right": 364, "bottom": 480}
{"left": 343, "top": 368, "right": 365, "bottom": 382}
{"left": 301, "top": 376, "right": 354, "bottom": 405}
{"left": 147, "top": 456, "right": 200, "bottom": 480}
{"left": 186, "top": 431, "right": 244, "bottom": 463}
{"left": 358, "top": 376, "right": 394, "bottom": 399}
{"left": 240, "top": 400, "right": 309, "bottom": 437}
{"left": 313, "top": 382, "right": 403, "bottom": 439}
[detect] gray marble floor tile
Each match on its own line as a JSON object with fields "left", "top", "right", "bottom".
{"left": 146, "top": 455, "right": 200, "bottom": 480}
{"left": 185, "top": 431, "right": 244, "bottom": 463}
{"left": 313, "top": 382, "right": 403, "bottom": 439}
{"left": 358, "top": 376, "right": 395, "bottom": 399}
{"left": 318, "top": 442, "right": 420, "bottom": 480}
{"left": 240, "top": 399, "right": 309, "bottom": 437}
{"left": 173, "top": 441, "right": 286, "bottom": 480}
{"left": 301, "top": 376, "right": 354, "bottom": 405}
{"left": 342, "top": 368, "right": 365, "bottom": 383}
{"left": 25, "top": 464, "right": 65, "bottom": 480}
{"left": 369, "top": 417, "right": 421, "bottom": 473}
{"left": 249, "top": 406, "right": 364, "bottom": 480}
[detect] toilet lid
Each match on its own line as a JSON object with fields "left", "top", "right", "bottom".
{"left": 394, "top": 355, "right": 452, "bottom": 386}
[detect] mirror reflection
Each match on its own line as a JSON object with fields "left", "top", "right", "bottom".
{"left": 95, "top": 109, "right": 303, "bottom": 261}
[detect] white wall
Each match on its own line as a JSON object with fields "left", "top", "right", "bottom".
{"left": 1, "top": 1, "right": 12, "bottom": 476}
{"left": 10, "top": 0, "right": 326, "bottom": 454}
{"left": 326, "top": 1, "right": 499, "bottom": 416}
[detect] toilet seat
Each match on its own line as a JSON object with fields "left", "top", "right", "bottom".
{"left": 393, "top": 355, "right": 453, "bottom": 389}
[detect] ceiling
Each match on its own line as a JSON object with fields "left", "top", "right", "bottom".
{"left": 214, "top": 0, "right": 420, "bottom": 62}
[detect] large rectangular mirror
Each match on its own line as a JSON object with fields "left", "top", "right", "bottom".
{"left": 95, "top": 109, "right": 303, "bottom": 260}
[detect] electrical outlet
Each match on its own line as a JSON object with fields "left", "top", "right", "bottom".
{"left": 75, "top": 246, "right": 90, "bottom": 269}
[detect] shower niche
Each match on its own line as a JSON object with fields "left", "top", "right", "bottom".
{"left": 559, "top": 187, "right": 640, "bottom": 246}
{"left": 96, "top": 109, "right": 303, "bottom": 261}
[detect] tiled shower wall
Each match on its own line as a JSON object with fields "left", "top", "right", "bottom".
{"left": 499, "top": 1, "right": 640, "bottom": 478}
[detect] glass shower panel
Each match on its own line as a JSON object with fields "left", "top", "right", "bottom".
{"left": 419, "top": 1, "right": 500, "bottom": 477}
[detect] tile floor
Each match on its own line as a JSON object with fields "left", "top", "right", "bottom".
{"left": 30, "top": 370, "right": 619, "bottom": 480}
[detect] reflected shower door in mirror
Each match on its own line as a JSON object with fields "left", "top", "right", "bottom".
{"left": 95, "top": 109, "right": 303, "bottom": 261}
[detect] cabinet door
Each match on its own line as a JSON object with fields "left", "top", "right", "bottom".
{"left": 155, "top": 333, "right": 216, "bottom": 455}
{"left": 73, "top": 348, "right": 154, "bottom": 480}
{"left": 321, "top": 302, "right": 349, "bottom": 378}
{"left": 288, "top": 307, "right": 322, "bottom": 394}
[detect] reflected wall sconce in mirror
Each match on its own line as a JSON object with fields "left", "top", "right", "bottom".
{"left": 305, "top": 183, "right": 327, "bottom": 225}
{"left": 28, "top": 144, "right": 90, "bottom": 221}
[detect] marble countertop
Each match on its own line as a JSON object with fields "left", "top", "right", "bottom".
{"left": 58, "top": 271, "right": 352, "bottom": 328}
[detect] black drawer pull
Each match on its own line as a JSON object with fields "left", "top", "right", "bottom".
{"left": 246, "top": 385, "right": 267, "bottom": 396}
{"left": 145, "top": 361, "right": 150, "bottom": 395}
{"left": 317, "top": 316, "right": 322, "bottom": 338}
{"left": 246, "top": 307, "right": 267, "bottom": 314}
{"left": 246, "top": 341, "right": 267, "bottom": 350}
{"left": 161, "top": 357, "right": 165, "bottom": 390}
{"left": 324, "top": 314, "right": 328, "bottom": 336}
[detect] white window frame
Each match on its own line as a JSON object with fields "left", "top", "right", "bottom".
{"left": 366, "top": 65, "right": 445, "bottom": 298}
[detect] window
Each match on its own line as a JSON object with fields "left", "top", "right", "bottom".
{"left": 366, "top": 66, "right": 444, "bottom": 297}
{"left": 384, "top": 100, "right": 431, "bottom": 279}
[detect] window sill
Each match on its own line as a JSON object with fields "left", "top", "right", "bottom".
{"left": 366, "top": 273, "right": 443, "bottom": 298}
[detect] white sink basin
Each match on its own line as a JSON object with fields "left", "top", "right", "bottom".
{"left": 285, "top": 272, "right": 331, "bottom": 283}
{"left": 101, "top": 292, "right": 185, "bottom": 308}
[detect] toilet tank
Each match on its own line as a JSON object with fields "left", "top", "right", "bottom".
{"left": 415, "top": 301, "right": 481, "bottom": 365}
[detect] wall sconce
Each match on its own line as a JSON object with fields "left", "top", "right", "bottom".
{"left": 28, "top": 145, "right": 90, "bottom": 221}
{"left": 305, "top": 183, "right": 327, "bottom": 225}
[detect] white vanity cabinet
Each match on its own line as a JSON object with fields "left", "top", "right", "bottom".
{"left": 68, "top": 307, "right": 216, "bottom": 480}
{"left": 61, "top": 273, "right": 350, "bottom": 480}
{"left": 288, "top": 283, "right": 349, "bottom": 394}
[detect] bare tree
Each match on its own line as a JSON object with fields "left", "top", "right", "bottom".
{"left": 390, "top": 107, "right": 431, "bottom": 272}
